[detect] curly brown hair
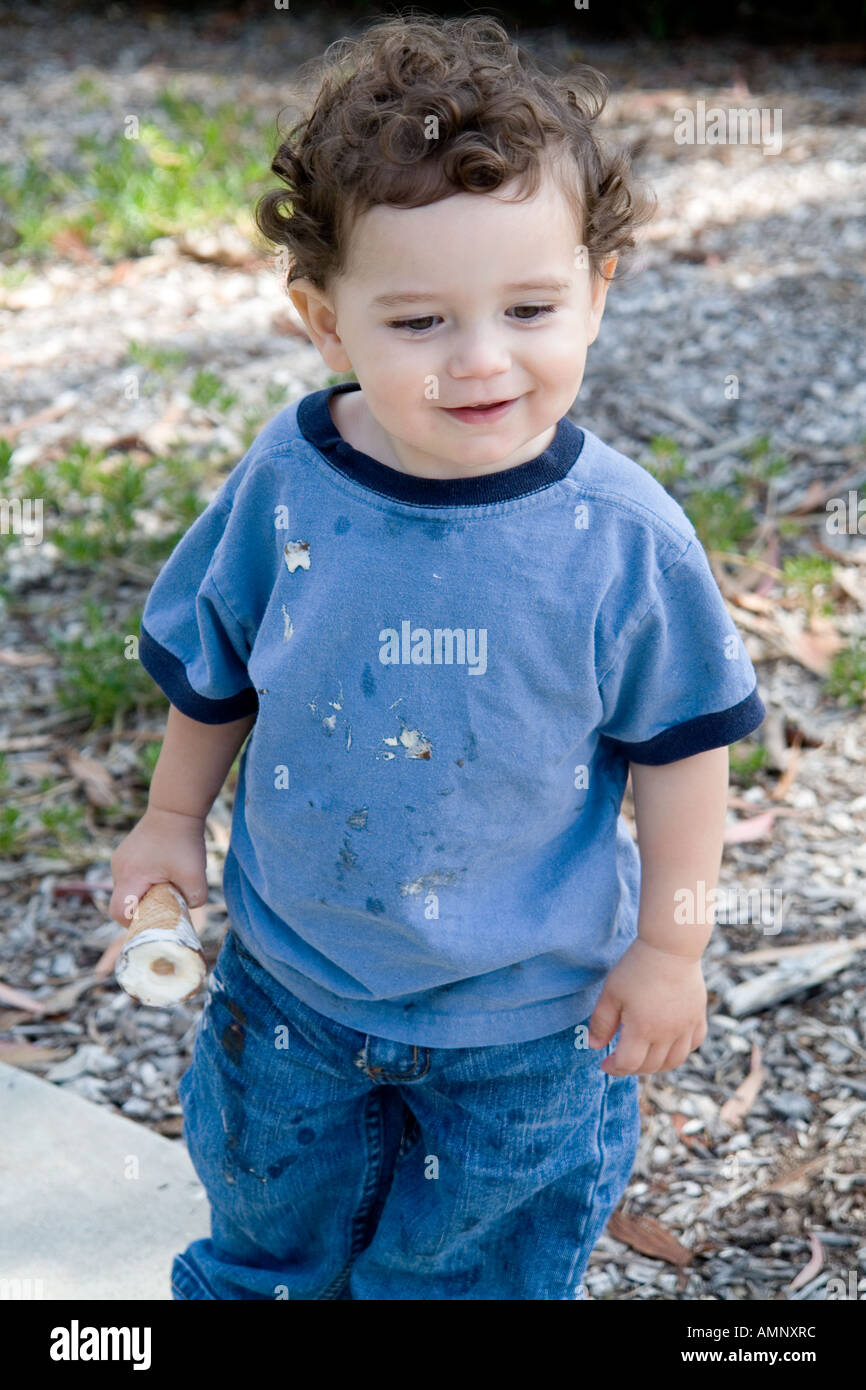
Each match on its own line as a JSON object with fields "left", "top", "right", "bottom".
{"left": 254, "top": 11, "right": 655, "bottom": 295}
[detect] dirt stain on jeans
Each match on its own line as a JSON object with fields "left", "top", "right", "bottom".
{"left": 222, "top": 1020, "right": 245, "bottom": 1062}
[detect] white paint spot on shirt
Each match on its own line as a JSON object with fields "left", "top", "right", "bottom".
{"left": 309, "top": 683, "right": 345, "bottom": 736}
{"left": 382, "top": 721, "right": 433, "bottom": 759}
{"left": 399, "top": 870, "right": 459, "bottom": 896}
{"left": 284, "top": 541, "right": 310, "bottom": 572}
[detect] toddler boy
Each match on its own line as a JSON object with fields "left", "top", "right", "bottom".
{"left": 111, "top": 14, "right": 765, "bottom": 1300}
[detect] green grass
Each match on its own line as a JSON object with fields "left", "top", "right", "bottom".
{"left": 734, "top": 439, "right": 789, "bottom": 482}
{"left": 643, "top": 435, "right": 687, "bottom": 489}
{"left": 683, "top": 487, "right": 759, "bottom": 554}
{"left": 127, "top": 340, "right": 189, "bottom": 374}
{"left": 0, "top": 373, "right": 295, "bottom": 739}
{"left": 643, "top": 432, "right": 798, "bottom": 556}
{"left": 47, "top": 598, "right": 168, "bottom": 728}
{"left": 781, "top": 554, "right": 836, "bottom": 617}
{"left": 0, "top": 86, "right": 271, "bottom": 261}
{"left": 238, "top": 381, "right": 292, "bottom": 451}
{"left": 644, "top": 436, "right": 759, "bottom": 555}
{"left": 641, "top": 430, "right": 866, "bottom": 720}
{"left": 0, "top": 264, "right": 32, "bottom": 289}
{"left": 137, "top": 740, "right": 162, "bottom": 785}
{"left": 2, "top": 439, "right": 216, "bottom": 568}
{"left": 190, "top": 369, "right": 239, "bottom": 413}
{"left": 827, "top": 637, "right": 866, "bottom": 708}
{"left": 0, "top": 783, "right": 91, "bottom": 859}
{"left": 75, "top": 74, "right": 111, "bottom": 107}
{"left": 729, "top": 742, "right": 768, "bottom": 787}
{"left": 39, "top": 802, "right": 87, "bottom": 853}
{"left": 0, "top": 434, "right": 240, "bottom": 734}
{"left": 0, "top": 806, "right": 24, "bottom": 855}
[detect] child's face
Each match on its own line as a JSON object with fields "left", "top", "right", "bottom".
{"left": 290, "top": 162, "right": 616, "bottom": 476}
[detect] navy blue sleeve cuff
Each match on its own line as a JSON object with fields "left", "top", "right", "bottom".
{"left": 139, "top": 625, "right": 259, "bottom": 725}
{"left": 601, "top": 685, "right": 766, "bottom": 766}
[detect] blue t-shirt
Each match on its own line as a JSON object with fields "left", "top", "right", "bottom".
{"left": 139, "top": 381, "right": 765, "bottom": 1047}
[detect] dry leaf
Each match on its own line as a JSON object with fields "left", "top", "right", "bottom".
{"left": 93, "top": 935, "right": 126, "bottom": 978}
{"left": 727, "top": 797, "right": 801, "bottom": 818}
{"left": 719, "top": 1042, "right": 765, "bottom": 1128}
{"left": 833, "top": 568, "right": 866, "bottom": 605}
{"left": 50, "top": 227, "right": 100, "bottom": 263}
{"left": 606, "top": 1210, "right": 693, "bottom": 1266}
{"left": 0, "top": 1009, "right": 33, "bottom": 1029}
{"left": 780, "top": 463, "right": 866, "bottom": 517}
{"left": 0, "top": 393, "right": 78, "bottom": 443}
{"left": 177, "top": 228, "right": 259, "bottom": 268}
{"left": 37, "top": 974, "right": 102, "bottom": 1013}
{"left": 0, "top": 1041, "right": 74, "bottom": 1068}
{"left": 154, "top": 1115, "right": 185, "bottom": 1137}
{"left": 0, "top": 980, "right": 48, "bottom": 1014}
{"left": 143, "top": 400, "right": 187, "bottom": 454}
{"left": 787, "top": 1232, "right": 825, "bottom": 1292}
{"left": 773, "top": 610, "right": 845, "bottom": 675}
{"left": 724, "top": 811, "right": 776, "bottom": 844}
{"left": 64, "top": 754, "right": 116, "bottom": 808}
{"left": 0, "top": 649, "right": 52, "bottom": 667}
{"left": 770, "top": 736, "right": 802, "bottom": 801}
{"left": 731, "top": 592, "right": 780, "bottom": 615}
{"left": 760, "top": 1152, "right": 834, "bottom": 1196}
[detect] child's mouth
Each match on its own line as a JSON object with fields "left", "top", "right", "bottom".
{"left": 443, "top": 398, "right": 517, "bottom": 424}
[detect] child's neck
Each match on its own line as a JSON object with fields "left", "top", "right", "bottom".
{"left": 329, "top": 387, "right": 404, "bottom": 470}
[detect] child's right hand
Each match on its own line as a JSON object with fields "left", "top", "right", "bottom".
{"left": 109, "top": 806, "right": 209, "bottom": 929}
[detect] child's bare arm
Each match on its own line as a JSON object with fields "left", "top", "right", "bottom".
{"left": 109, "top": 705, "right": 256, "bottom": 927}
{"left": 588, "top": 746, "right": 729, "bottom": 1074}
{"left": 147, "top": 704, "right": 257, "bottom": 821}
{"left": 629, "top": 745, "right": 729, "bottom": 958}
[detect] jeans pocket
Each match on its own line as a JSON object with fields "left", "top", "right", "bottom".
{"left": 222, "top": 931, "right": 290, "bottom": 1014}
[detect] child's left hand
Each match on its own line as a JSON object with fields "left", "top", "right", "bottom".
{"left": 587, "top": 937, "right": 708, "bottom": 1075}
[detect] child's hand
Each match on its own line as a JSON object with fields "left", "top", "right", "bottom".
{"left": 588, "top": 938, "right": 707, "bottom": 1075}
{"left": 109, "top": 807, "right": 209, "bottom": 930}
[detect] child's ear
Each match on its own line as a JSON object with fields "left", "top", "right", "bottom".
{"left": 288, "top": 278, "right": 353, "bottom": 373}
{"left": 586, "top": 253, "right": 618, "bottom": 346}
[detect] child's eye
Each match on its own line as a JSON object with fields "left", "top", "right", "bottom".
{"left": 508, "top": 304, "right": 557, "bottom": 322}
{"left": 387, "top": 315, "right": 440, "bottom": 333}
{"left": 386, "top": 304, "right": 557, "bottom": 333}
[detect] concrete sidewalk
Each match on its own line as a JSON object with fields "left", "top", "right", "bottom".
{"left": 0, "top": 1060, "right": 209, "bottom": 1300}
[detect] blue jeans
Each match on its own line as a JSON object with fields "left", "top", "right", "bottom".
{"left": 171, "top": 928, "right": 641, "bottom": 1300}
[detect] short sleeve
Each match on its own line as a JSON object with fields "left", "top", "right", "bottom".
{"left": 139, "top": 497, "right": 259, "bottom": 726}
{"left": 597, "top": 538, "right": 765, "bottom": 765}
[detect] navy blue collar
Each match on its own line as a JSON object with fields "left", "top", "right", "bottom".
{"left": 297, "top": 381, "right": 584, "bottom": 506}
